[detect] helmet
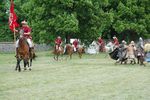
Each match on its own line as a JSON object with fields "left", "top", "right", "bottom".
{"left": 130, "top": 41, "right": 135, "bottom": 45}
{"left": 139, "top": 37, "right": 143, "bottom": 41}
{"left": 122, "top": 40, "right": 126, "bottom": 44}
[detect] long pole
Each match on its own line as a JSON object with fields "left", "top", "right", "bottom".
{"left": 11, "top": 0, "right": 16, "bottom": 54}
{"left": 13, "top": 25, "right": 16, "bottom": 43}
{"left": 13, "top": 25, "right": 16, "bottom": 55}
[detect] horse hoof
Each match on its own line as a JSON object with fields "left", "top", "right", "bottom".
{"left": 29, "top": 68, "right": 31, "bottom": 71}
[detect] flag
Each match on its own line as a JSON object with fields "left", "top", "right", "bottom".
{"left": 9, "top": 0, "right": 19, "bottom": 32}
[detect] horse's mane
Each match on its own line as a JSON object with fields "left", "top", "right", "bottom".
{"left": 66, "top": 44, "right": 72, "bottom": 49}
{"left": 18, "top": 37, "right": 28, "bottom": 48}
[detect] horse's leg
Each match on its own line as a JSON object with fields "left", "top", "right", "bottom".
{"left": 56, "top": 54, "right": 59, "bottom": 61}
{"left": 78, "top": 52, "right": 82, "bottom": 59}
{"left": 53, "top": 53, "right": 56, "bottom": 60}
{"left": 137, "top": 56, "right": 140, "bottom": 64}
{"left": 30, "top": 58, "right": 32, "bottom": 66}
{"left": 24, "top": 60, "right": 27, "bottom": 70}
{"left": 28, "top": 60, "right": 31, "bottom": 71}
{"left": 18, "top": 59, "right": 21, "bottom": 72}
{"left": 70, "top": 53, "right": 72, "bottom": 59}
{"left": 139, "top": 56, "right": 144, "bottom": 66}
{"left": 16, "top": 58, "right": 21, "bottom": 72}
{"left": 133, "top": 58, "right": 136, "bottom": 64}
{"left": 15, "top": 58, "right": 19, "bottom": 71}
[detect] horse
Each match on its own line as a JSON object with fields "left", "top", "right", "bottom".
{"left": 105, "top": 41, "right": 114, "bottom": 53}
{"left": 105, "top": 41, "right": 115, "bottom": 58}
{"left": 77, "top": 45, "right": 85, "bottom": 59}
{"left": 64, "top": 44, "right": 85, "bottom": 59}
{"left": 65, "top": 44, "right": 74, "bottom": 59}
{"left": 136, "top": 47, "right": 145, "bottom": 65}
{"left": 53, "top": 45, "right": 64, "bottom": 61}
{"left": 15, "top": 37, "right": 31, "bottom": 72}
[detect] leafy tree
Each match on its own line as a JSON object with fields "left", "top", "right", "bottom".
{"left": 0, "top": 0, "right": 13, "bottom": 42}
{"left": 0, "top": 0, "right": 150, "bottom": 44}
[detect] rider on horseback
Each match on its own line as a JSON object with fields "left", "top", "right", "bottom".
{"left": 55, "top": 36, "right": 62, "bottom": 51}
{"left": 116, "top": 40, "right": 127, "bottom": 63}
{"left": 15, "top": 20, "right": 35, "bottom": 58}
{"left": 72, "top": 39, "right": 79, "bottom": 52}
{"left": 113, "top": 36, "right": 119, "bottom": 49}
{"left": 137, "top": 37, "right": 144, "bottom": 50}
{"left": 98, "top": 36, "right": 105, "bottom": 52}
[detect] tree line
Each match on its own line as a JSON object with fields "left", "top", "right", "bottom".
{"left": 0, "top": 0, "right": 150, "bottom": 44}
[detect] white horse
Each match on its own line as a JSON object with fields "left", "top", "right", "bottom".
{"left": 105, "top": 41, "right": 115, "bottom": 53}
{"left": 86, "top": 41, "right": 99, "bottom": 54}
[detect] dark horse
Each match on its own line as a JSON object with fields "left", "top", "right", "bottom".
{"left": 136, "top": 47, "right": 145, "bottom": 66}
{"left": 53, "top": 45, "right": 64, "bottom": 61}
{"left": 15, "top": 37, "right": 32, "bottom": 72}
{"left": 77, "top": 45, "right": 85, "bottom": 59}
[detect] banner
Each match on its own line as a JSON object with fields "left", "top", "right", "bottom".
{"left": 9, "top": 0, "right": 19, "bottom": 32}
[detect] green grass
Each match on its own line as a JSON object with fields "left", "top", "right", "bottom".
{"left": 0, "top": 52, "right": 150, "bottom": 100}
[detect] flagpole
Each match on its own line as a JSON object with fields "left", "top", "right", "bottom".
{"left": 13, "top": 25, "right": 16, "bottom": 55}
{"left": 13, "top": 26, "right": 16, "bottom": 43}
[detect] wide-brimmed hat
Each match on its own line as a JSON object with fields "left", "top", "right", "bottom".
{"left": 113, "top": 36, "right": 117, "bottom": 39}
{"left": 21, "top": 20, "right": 27, "bottom": 25}
{"left": 57, "top": 36, "right": 61, "bottom": 38}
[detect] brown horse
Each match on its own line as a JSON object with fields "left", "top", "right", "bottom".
{"left": 15, "top": 37, "right": 31, "bottom": 72}
{"left": 53, "top": 45, "right": 64, "bottom": 61}
{"left": 65, "top": 44, "right": 74, "bottom": 59}
{"left": 65, "top": 44, "right": 84, "bottom": 59}
{"left": 77, "top": 45, "right": 85, "bottom": 59}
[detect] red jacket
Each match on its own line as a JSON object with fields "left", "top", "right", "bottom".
{"left": 21, "top": 26, "right": 32, "bottom": 39}
{"left": 73, "top": 40, "right": 78, "bottom": 48}
{"left": 98, "top": 38, "right": 104, "bottom": 45}
{"left": 113, "top": 38, "right": 119, "bottom": 46}
{"left": 55, "top": 38, "right": 62, "bottom": 45}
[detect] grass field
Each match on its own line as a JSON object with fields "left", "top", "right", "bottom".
{"left": 0, "top": 52, "right": 150, "bottom": 100}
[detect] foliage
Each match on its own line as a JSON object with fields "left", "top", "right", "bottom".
{"left": 0, "top": 0, "right": 150, "bottom": 43}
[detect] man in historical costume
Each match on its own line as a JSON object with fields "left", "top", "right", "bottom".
{"left": 72, "top": 39, "right": 79, "bottom": 52}
{"left": 98, "top": 36, "right": 105, "bottom": 52}
{"left": 15, "top": 20, "right": 35, "bottom": 58}
{"left": 116, "top": 40, "right": 128, "bottom": 63}
{"left": 55, "top": 36, "right": 63, "bottom": 51}
{"left": 113, "top": 36, "right": 119, "bottom": 48}
{"left": 126, "top": 41, "right": 137, "bottom": 64}
{"left": 137, "top": 37, "right": 144, "bottom": 50}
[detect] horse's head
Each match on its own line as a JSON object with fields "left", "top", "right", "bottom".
{"left": 66, "top": 44, "right": 73, "bottom": 50}
{"left": 17, "top": 37, "right": 30, "bottom": 58}
{"left": 19, "top": 37, "right": 27, "bottom": 46}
